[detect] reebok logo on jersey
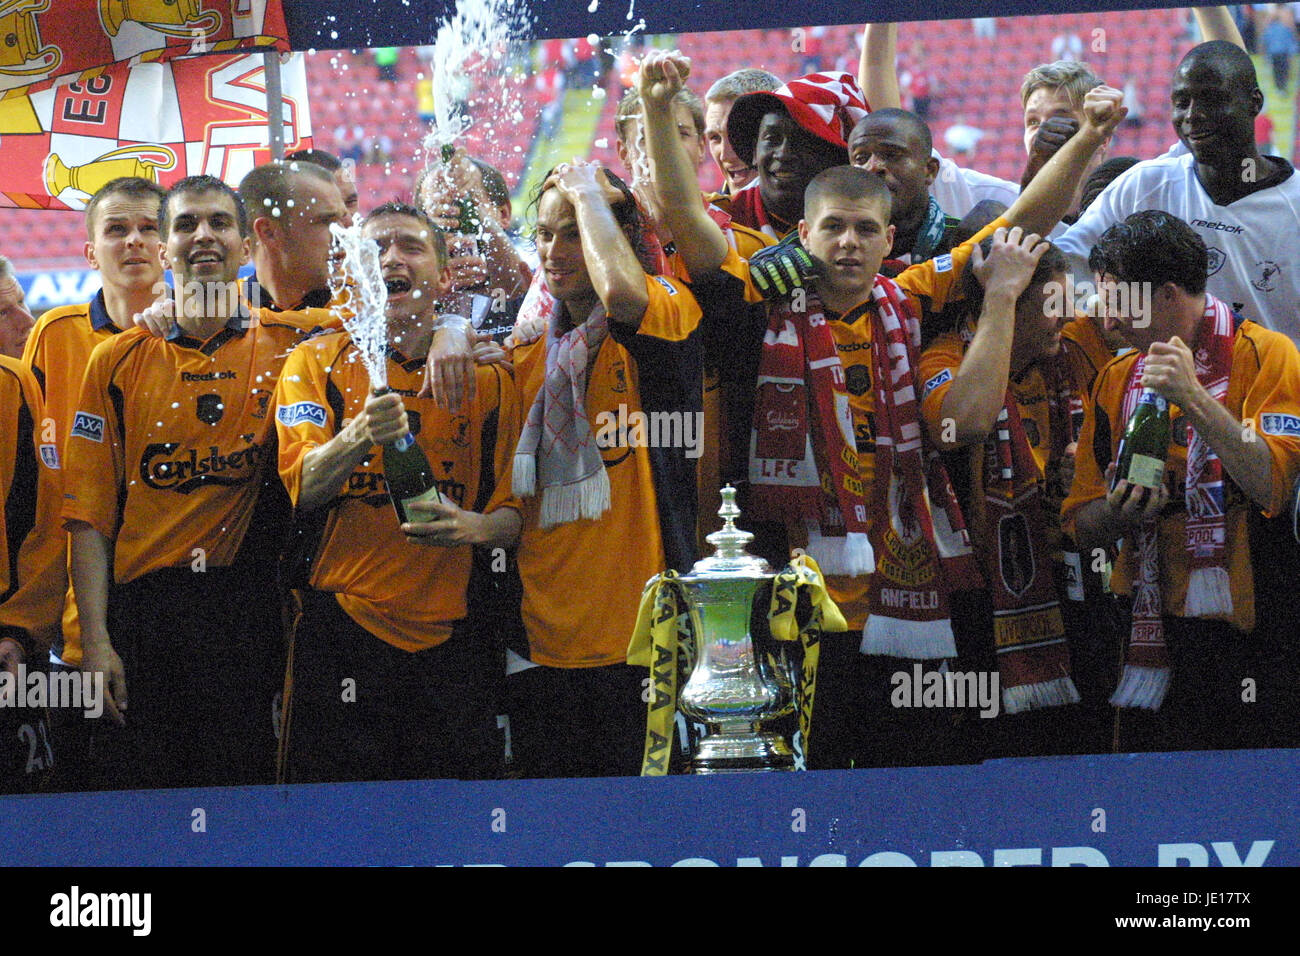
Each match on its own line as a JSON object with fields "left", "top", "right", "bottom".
{"left": 277, "top": 401, "right": 328, "bottom": 428}
{"left": 1190, "top": 219, "right": 1244, "bottom": 235}
{"left": 71, "top": 412, "right": 105, "bottom": 443}
{"left": 39, "top": 444, "right": 59, "bottom": 469}
{"left": 181, "top": 370, "right": 237, "bottom": 382}
{"left": 922, "top": 368, "right": 952, "bottom": 398}
{"left": 1261, "top": 413, "right": 1300, "bottom": 437}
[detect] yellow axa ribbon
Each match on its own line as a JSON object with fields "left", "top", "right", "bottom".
{"left": 628, "top": 556, "right": 845, "bottom": 776}
{"left": 768, "top": 553, "right": 845, "bottom": 766}
{"left": 627, "top": 570, "right": 689, "bottom": 777}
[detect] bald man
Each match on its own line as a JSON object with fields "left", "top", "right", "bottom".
{"left": 1056, "top": 41, "right": 1300, "bottom": 344}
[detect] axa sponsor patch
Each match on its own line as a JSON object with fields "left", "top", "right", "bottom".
{"left": 277, "top": 401, "right": 328, "bottom": 428}
{"left": 921, "top": 368, "right": 952, "bottom": 398}
{"left": 70, "top": 412, "right": 105, "bottom": 443}
{"left": 1260, "top": 413, "right": 1300, "bottom": 437}
{"left": 933, "top": 254, "right": 953, "bottom": 273}
{"left": 653, "top": 276, "right": 679, "bottom": 295}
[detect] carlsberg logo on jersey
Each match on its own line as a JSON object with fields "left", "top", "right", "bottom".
{"left": 140, "top": 442, "right": 265, "bottom": 493}
{"left": 277, "top": 401, "right": 328, "bottom": 428}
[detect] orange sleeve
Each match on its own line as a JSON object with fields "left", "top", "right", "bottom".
{"left": 0, "top": 358, "right": 65, "bottom": 654}
{"left": 272, "top": 338, "right": 339, "bottom": 509}
{"left": 917, "top": 331, "right": 966, "bottom": 440}
{"left": 637, "top": 273, "right": 704, "bottom": 342}
{"left": 896, "top": 216, "right": 1008, "bottom": 314}
{"left": 1238, "top": 324, "right": 1300, "bottom": 518}
{"left": 60, "top": 338, "right": 126, "bottom": 541}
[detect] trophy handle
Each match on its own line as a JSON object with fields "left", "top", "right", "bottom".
{"left": 0, "top": 45, "right": 59, "bottom": 75}
{"left": 94, "top": 144, "right": 178, "bottom": 172}
{"left": 132, "top": 10, "right": 223, "bottom": 39}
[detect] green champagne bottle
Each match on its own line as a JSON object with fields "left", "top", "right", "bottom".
{"left": 1112, "top": 387, "right": 1171, "bottom": 491}
{"left": 375, "top": 389, "right": 442, "bottom": 525}
{"left": 440, "top": 143, "right": 482, "bottom": 260}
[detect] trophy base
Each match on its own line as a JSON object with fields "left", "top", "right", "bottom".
{"left": 690, "top": 730, "right": 795, "bottom": 774}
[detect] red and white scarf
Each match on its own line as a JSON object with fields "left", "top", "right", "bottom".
{"left": 1112, "top": 294, "right": 1235, "bottom": 710}
{"left": 727, "top": 179, "right": 791, "bottom": 239}
{"left": 749, "top": 276, "right": 972, "bottom": 659}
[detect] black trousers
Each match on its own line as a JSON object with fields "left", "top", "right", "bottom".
{"left": 90, "top": 566, "right": 283, "bottom": 791}
{"left": 506, "top": 663, "right": 648, "bottom": 778}
{"left": 284, "top": 589, "right": 500, "bottom": 783}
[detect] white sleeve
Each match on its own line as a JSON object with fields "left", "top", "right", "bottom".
{"left": 1054, "top": 169, "right": 1136, "bottom": 280}
{"left": 930, "top": 151, "right": 1021, "bottom": 219}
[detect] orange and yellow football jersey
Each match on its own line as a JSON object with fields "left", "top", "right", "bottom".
{"left": 61, "top": 318, "right": 298, "bottom": 584}
{"left": 275, "top": 332, "right": 520, "bottom": 652}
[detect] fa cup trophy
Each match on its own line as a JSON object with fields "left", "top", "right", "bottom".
{"left": 674, "top": 487, "right": 798, "bottom": 772}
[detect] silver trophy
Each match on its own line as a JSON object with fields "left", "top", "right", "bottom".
{"left": 677, "top": 487, "right": 798, "bottom": 772}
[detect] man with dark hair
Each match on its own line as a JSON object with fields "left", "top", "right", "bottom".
{"left": 847, "top": 108, "right": 957, "bottom": 267}
{"left": 23, "top": 176, "right": 166, "bottom": 789}
{"left": 1063, "top": 209, "right": 1300, "bottom": 752}
{"left": 274, "top": 202, "right": 520, "bottom": 783}
{"left": 1056, "top": 41, "right": 1300, "bottom": 343}
{"left": 63, "top": 175, "right": 300, "bottom": 789}
{"left": 285, "top": 147, "right": 359, "bottom": 223}
{"left": 704, "top": 67, "right": 781, "bottom": 195}
{"left": 505, "top": 161, "right": 705, "bottom": 777}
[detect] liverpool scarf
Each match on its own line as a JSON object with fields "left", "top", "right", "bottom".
{"left": 749, "top": 285, "right": 872, "bottom": 574}
{"left": 863, "top": 277, "right": 972, "bottom": 658}
{"left": 1112, "top": 294, "right": 1235, "bottom": 710}
{"left": 978, "top": 388, "right": 1078, "bottom": 713}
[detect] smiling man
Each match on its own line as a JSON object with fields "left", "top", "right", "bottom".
{"left": 506, "top": 162, "right": 703, "bottom": 778}
{"left": 274, "top": 203, "right": 521, "bottom": 783}
{"left": 721, "top": 72, "right": 868, "bottom": 238}
{"left": 1056, "top": 41, "right": 1300, "bottom": 344}
{"left": 62, "top": 176, "right": 300, "bottom": 790}
{"left": 703, "top": 68, "right": 781, "bottom": 195}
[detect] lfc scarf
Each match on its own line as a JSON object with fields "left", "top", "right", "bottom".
{"left": 511, "top": 271, "right": 611, "bottom": 528}
{"left": 749, "top": 276, "right": 971, "bottom": 658}
{"left": 1112, "top": 294, "right": 1235, "bottom": 710}
{"left": 749, "top": 286, "right": 872, "bottom": 575}
{"left": 978, "top": 391, "right": 1078, "bottom": 714}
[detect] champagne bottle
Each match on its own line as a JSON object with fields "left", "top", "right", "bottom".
{"left": 1112, "top": 387, "right": 1171, "bottom": 491}
{"left": 375, "top": 389, "right": 442, "bottom": 525}
{"left": 440, "top": 143, "right": 482, "bottom": 260}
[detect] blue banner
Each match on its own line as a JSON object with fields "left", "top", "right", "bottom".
{"left": 2, "top": 749, "right": 1295, "bottom": 866}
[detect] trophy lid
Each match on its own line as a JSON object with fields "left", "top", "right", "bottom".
{"left": 682, "top": 485, "right": 774, "bottom": 580}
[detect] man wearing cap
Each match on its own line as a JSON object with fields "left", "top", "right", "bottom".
{"left": 721, "top": 71, "right": 871, "bottom": 238}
